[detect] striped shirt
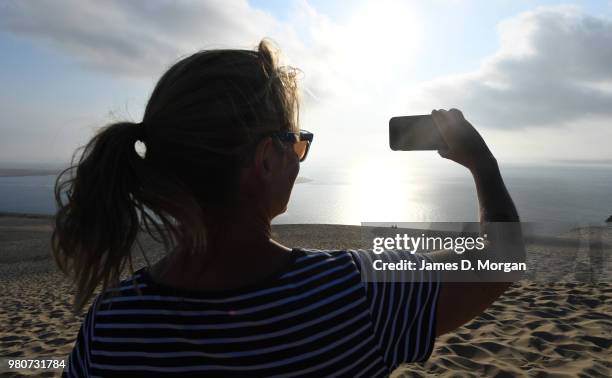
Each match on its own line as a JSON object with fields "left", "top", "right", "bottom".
{"left": 63, "top": 248, "right": 440, "bottom": 377}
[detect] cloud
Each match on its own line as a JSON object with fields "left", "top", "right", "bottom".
{"left": 410, "top": 6, "right": 612, "bottom": 129}
{"left": 0, "top": 0, "right": 280, "bottom": 77}
{"left": 0, "top": 0, "right": 424, "bottom": 102}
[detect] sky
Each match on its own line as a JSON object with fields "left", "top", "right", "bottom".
{"left": 1, "top": 0, "right": 612, "bottom": 172}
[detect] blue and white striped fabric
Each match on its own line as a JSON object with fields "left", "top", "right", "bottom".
{"left": 63, "top": 248, "right": 440, "bottom": 377}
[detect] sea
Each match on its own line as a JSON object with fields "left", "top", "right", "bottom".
{"left": 0, "top": 163, "right": 610, "bottom": 232}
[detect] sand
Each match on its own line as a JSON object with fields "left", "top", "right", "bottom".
{"left": 0, "top": 214, "right": 610, "bottom": 377}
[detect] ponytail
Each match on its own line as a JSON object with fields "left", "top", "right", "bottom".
{"left": 52, "top": 121, "right": 206, "bottom": 313}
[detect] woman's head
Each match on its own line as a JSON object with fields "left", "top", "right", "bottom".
{"left": 52, "top": 40, "right": 303, "bottom": 312}
{"left": 143, "top": 39, "right": 301, "bottom": 206}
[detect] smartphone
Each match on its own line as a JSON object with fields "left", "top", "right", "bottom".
{"left": 389, "top": 115, "right": 447, "bottom": 151}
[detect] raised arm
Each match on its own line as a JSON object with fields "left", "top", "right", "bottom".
{"left": 427, "top": 109, "right": 525, "bottom": 337}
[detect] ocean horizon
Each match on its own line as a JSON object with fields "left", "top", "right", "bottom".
{"left": 0, "top": 163, "right": 610, "bottom": 228}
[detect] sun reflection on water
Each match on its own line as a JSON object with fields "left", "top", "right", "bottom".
{"left": 344, "top": 156, "right": 432, "bottom": 223}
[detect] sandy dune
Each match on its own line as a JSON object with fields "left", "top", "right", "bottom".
{"left": 0, "top": 214, "right": 610, "bottom": 377}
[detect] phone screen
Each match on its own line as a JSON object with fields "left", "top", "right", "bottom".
{"left": 389, "top": 115, "right": 447, "bottom": 151}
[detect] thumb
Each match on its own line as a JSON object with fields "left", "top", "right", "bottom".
{"left": 438, "top": 148, "right": 451, "bottom": 159}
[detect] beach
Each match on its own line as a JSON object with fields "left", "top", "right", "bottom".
{"left": 0, "top": 214, "right": 610, "bottom": 377}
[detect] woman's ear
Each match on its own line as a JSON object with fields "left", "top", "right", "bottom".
{"left": 253, "top": 136, "right": 274, "bottom": 179}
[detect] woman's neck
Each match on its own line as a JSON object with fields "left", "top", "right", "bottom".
{"left": 148, "top": 207, "right": 292, "bottom": 292}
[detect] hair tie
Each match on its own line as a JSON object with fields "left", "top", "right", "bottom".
{"left": 134, "top": 121, "right": 147, "bottom": 159}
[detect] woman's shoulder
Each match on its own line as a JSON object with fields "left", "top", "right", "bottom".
{"left": 95, "top": 249, "right": 363, "bottom": 304}
{"left": 94, "top": 268, "right": 149, "bottom": 303}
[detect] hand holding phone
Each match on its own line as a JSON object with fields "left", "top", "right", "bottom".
{"left": 430, "top": 109, "right": 495, "bottom": 171}
{"left": 389, "top": 109, "right": 495, "bottom": 171}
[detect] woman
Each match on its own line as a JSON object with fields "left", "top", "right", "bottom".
{"left": 54, "top": 40, "right": 523, "bottom": 377}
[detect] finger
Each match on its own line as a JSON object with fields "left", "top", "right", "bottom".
{"left": 436, "top": 109, "right": 448, "bottom": 120}
{"left": 449, "top": 108, "right": 464, "bottom": 119}
{"left": 436, "top": 109, "right": 456, "bottom": 127}
{"left": 431, "top": 109, "right": 445, "bottom": 127}
{"left": 432, "top": 110, "right": 452, "bottom": 136}
{"left": 448, "top": 109, "right": 468, "bottom": 131}
{"left": 431, "top": 110, "right": 447, "bottom": 135}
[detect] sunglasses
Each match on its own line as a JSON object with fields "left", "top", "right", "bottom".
{"left": 270, "top": 129, "right": 313, "bottom": 162}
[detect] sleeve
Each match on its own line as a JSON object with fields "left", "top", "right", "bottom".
{"left": 348, "top": 249, "right": 441, "bottom": 370}
{"left": 62, "top": 296, "right": 100, "bottom": 377}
